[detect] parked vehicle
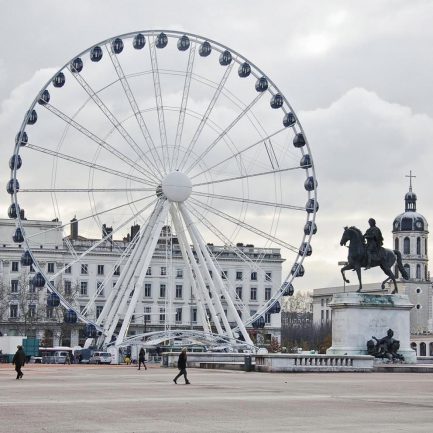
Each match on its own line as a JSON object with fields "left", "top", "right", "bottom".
{"left": 89, "top": 351, "right": 112, "bottom": 364}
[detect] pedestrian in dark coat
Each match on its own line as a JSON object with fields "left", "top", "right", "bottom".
{"left": 12, "top": 345, "right": 26, "bottom": 380}
{"left": 173, "top": 347, "right": 190, "bottom": 384}
{"left": 138, "top": 348, "right": 147, "bottom": 370}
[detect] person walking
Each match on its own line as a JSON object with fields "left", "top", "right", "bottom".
{"left": 12, "top": 345, "right": 26, "bottom": 380}
{"left": 173, "top": 347, "right": 190, "bottom": 385}
{"left": 138, "top": 348, "right": 147, "bottom": 370}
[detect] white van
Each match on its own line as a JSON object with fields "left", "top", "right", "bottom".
{"left": 89, "top": 351, "right": 112, "bottom": 364}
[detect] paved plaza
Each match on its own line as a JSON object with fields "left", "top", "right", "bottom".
{"left": 0, "top": 364, "right": 432, "bottom": 432}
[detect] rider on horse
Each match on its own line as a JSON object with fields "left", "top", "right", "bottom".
{"left": 364, "top": 218, "right": 384, "bottom": 270}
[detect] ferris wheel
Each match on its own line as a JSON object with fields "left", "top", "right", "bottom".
{"left": 7, "top": 30, "right": 318, "bottom": 349}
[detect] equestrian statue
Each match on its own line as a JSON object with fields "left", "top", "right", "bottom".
{"left": 340, "top": 218, "right": 408, "bottom": 293}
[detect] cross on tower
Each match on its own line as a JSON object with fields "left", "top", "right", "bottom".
{"left": 405, "top": 170, "right": 416, "bottom": 191}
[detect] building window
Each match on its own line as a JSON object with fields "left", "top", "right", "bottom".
{"left": 96, "top": 305, "right": 103, "bottom": 318}
{"left": 251, "top": 272, "right": 257, "bottom": 281}
{"left": 417, "top": 237, "right": 421, "bottom": 255}
{"left": 265, "top": 312, "right": 271, "bottom": 324}
{"left": 46, "top": 307, "right": 53, "bottom": 319}
{"left": 28, "top": 304, "right": 36, "bottom": 318}
{"left": 265, "top": 272, "right": 272, "bottom": 281}
{"left": 159, "top": 307, "right": 165, "bottom": 323}
{"left": 403, "top": 237, "right": 410, "bottom": 255}
{"left": 395, "top": 238, "right": 399, "bottom": 251}
{"left": 64, "top": 280, "right": 72, "bottom": 296}
{"left": 144, "top": 283, "right": 152, "bottom": 297}
{"left": 81, "top": 264, "right": 88, "bottom": 275}
{"left": 236, "top": 287, "right": 242, "bottom": 300}
{"left": 176, "top": 269, "right": 183, "bottom": 278}
{"left": 97, "top": 264, "right": 104, "bottom": 275}
{"left": 404, "top": 264, "right": 410, "bottom": 279}
{"left": 114, "top": 266, "right": 120, "bottom": 276}
{"left": 144, "top": 306, "right": 151, "bottom": 322}
{"left": 146, "top": 267, "right": 151, "bottom": 276}
{"left": 80, "top": 281, "right": 88, "bottom": 296}
{"left": 221, "top": 271, "right": 228, "bottom": 280}
{"left": 47, "top": 262, "right": 55, "bottom": 273}
{"left": 176, "top": 285, "right": 183, "bottom": 299}
{"left": 321, "top": 310, "right": 324, "bottom": 322}
{"left": 175, "top": 307, "right": 182, "bottom": 323}
{"left": 11, "top": 280, "right": 19, "bottom": 293}
{"left": 416, "top": 264, "right": 421, "bottom": 279}
{"left": 96, "top": 281, "right": 104, "bottom": 297}
{"left": 265, "top": 287, "right": 271, "bottom": 301}
{"left": 12, "top": 261, "right": 19, "bottom": 272}
{"left": 250, "top": 287, "right": 257, "bottom": 301}
{"left": 321, "top": 298, "right": 324, "bottom": 307}
{"left": 160, "top": 284, "right": 166, "bottom": 298}
{"left": 326, "top": 310, "right": 329, "bottom": 322}
{"left": 65, "top": 265, "right": 71, "bottom": 274}
{"left": 160, "top": 267, "right": 166, "bottom": 276}
{"left": 236, "top": 271, "right": 243, "bottom": 280}
{"left": 10, "top": 304, "right": 18, "bottom": 318}
{"left": 192, "top": 308, "right": 197, "bottom": 323}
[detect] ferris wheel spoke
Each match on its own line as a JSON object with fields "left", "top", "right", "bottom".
{"left": 190, "top": 127, "right": 287, "bottom": 180}
{"left": 105, "top": 44, "right": 163, "bottom": 175}
{"left": 20, "top": 187, "right": 155, "bottom": 193}
{"left": 189, "top": 197, "right": 299, "bottom": 253}
{"left": 191, "top": 191, "right": 305, "bottom": 211}
{"left": 178, "top": 62, "right": 235, "bottom": 171}
{"left": 185, "top": 92, "right": 264, "bottom": 175}
{"left": 192, "top": 165, "right": 302, "bottom": 188}
{"left": 26, "top": 143, "right": 150, "bottom": 186}
{"left": 173, "top": 42, "right": 196, "bottom": 170}
{"left": 42, "top": 103, "right": 158, "bottom": 185}
{"left": 148, "top": 37, "right": 169, "bottom": 173}
{"left": 67, "top": 65, "right": 161, "bottom": 180}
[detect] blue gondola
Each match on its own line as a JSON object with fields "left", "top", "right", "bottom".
{"left": 6, "top": 179, "right": 19, "bottom": 195}
{"left": 111, "top": 38, "right": 124, "bottom": 54}
{"left": 299, "top": 242, "right": 313, "bottom": 256}
{"left": 177, "top": 35, "right": 190, "bottom": 51}
{"left": 90, "top": 46, "right": 103, "bottom": 61}
{"left": 304, "top": 176, "right": 317, "bottom": 191}
{"left": 27, "top": 110, "right": 37, "bottom": 125}
{"left": 199, "top": 41, "right": 211, "bottom": 57}
{"left": 270, "top": 94, "right": 284, "bottom": 109}
{"left": 38, "top": 89, "right": 50, "bottom": 105}
{"left": 64, "top": 309, "right": 78, "bottom": 324}
{"left": 52, "top": 72, "right": 65, "bottom": 88}
{"left": 47, "top": 292, "right": 60, "bottom": 308}
{"left": 8, "top": 203, "right": 18, "bottom": 219}
{"left": 269, "top": 301, "right": 281, "bottom": 314}
{"left": 219, "top": 50, "right": 232, "bottom": 66}
{"left": 306, "top": 198, "right": 319, "bottom": 214}
{"left": 9, "top": 155, "right": 22, "bottom": 170}
{"left": 156, "top": 32, "right": 168, "bottom": 48}
{"left": 20, "top": 250, "right": 33, "bottom": 266}
{"left": 13, "top": 227, "right": 24, "bottom": 243}
{"left": 300, "top": 154, "right": 312, "bottom": 169}
{"left": 304, "top": 221, "right": 317, "bottom": 235}
{"left": 133, "top": 33, "right": 146, "bottom": 49}
{"left": 238, "top": 62, "right": 251, "bottom": 78}
{"left": 291, "top": 263, "right": 305, "bottom": 277}
{"left": 70, "top": 57, "right": 83, "bottom": 73}
{"left": 85, "top": 323, "right": 97, "bottom": 338}
{"left": 32, "top": 272, "right": 46, "bottom": 288}
{"left": 255, "top": 77, "right": 268, "bottom": 92}
{"left": 15, "top": 131, "right": 28, "bottom": 146}
{"left": 283, "top": 112, "right": 296, "bottom": 127}
{"left": 293, "top": 133, "right": 306, "bottom": 148}
{"left": 252, "top": 316, "right": 265, "bottom": 329}
{"left": 282, "top": 282, "right": 295, "bottom": 297}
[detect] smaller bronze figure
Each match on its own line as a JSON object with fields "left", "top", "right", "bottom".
{"left": 367, "top": 329, "right": 404, "bottom": 362}
{"left": 364, "top": 218, "right": 384, "bottom": 270}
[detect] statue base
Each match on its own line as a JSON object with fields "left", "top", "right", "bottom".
{"left": 326, "top": 292, "right": 416, "bottom": 363}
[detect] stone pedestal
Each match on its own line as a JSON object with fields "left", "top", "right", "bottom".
{"left": 326, "top": 292, "right": 416, "bottom": 363}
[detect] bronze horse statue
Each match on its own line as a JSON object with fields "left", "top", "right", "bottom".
{"left": 340, "top": 226, "right": 408, "bottom": 293}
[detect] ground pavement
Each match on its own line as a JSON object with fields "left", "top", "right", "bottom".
{"left": 0, "top": 364, "right": 432, "bottom": 432}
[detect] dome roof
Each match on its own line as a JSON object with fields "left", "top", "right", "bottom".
{"left": 405, "top": 191, "right": 417, "bottom": 201}
{"left": 393, "top": 211, "right": 428, "bottom": 232}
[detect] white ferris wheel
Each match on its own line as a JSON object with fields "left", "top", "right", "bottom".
{"left": 8, "top": 30, "right": 318, "bottom": 350}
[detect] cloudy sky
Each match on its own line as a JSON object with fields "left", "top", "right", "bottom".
{"left": 1, "top": 0, "right": 432, "bottom": 292}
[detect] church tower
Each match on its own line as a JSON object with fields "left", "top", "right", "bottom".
{"left": 392, "top": 172, "right": 432, "bottom": 333}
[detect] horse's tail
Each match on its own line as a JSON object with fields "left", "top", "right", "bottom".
{"left": 394, "top": 250, "right": 409, "bottom": 280}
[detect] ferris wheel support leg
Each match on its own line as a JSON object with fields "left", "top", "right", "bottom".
{"left": 170, "top": 206, "right": 211, "bottom": 334}
{"left": 116, "top": 200, "right": 170, "bottom": 346}
{"left": 179, "top": 203, "right": 254, "bottom": 346}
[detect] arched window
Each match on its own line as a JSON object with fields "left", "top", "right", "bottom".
{"left": 411, "top": 342, "right": 417, "bottom": 355}
{"left": 416, "top": 264, "right": 421, "bottom": 279}
{"left": 425, "top": 265, "right": 428, "bottom": 280}
{"left": 420, "top": 342, "right": 427, "bottom": 357}
{"left": 417, "top": 237, "right": 421, "bottom": 255}
{"left": 429, "top": 342, "right": 433, "bottom": 357}
{"left": 394, "top": 238, "right": 399, "bottom": 251}
{"left": 404, "top": 264, "right": 410, "bottom": 279}
{"left": 403, "top": 237, "right": 410, "bottom": 254}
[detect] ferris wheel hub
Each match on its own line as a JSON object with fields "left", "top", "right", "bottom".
{"left": 161, "top": 171, "right": 192, "bottom": 202}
